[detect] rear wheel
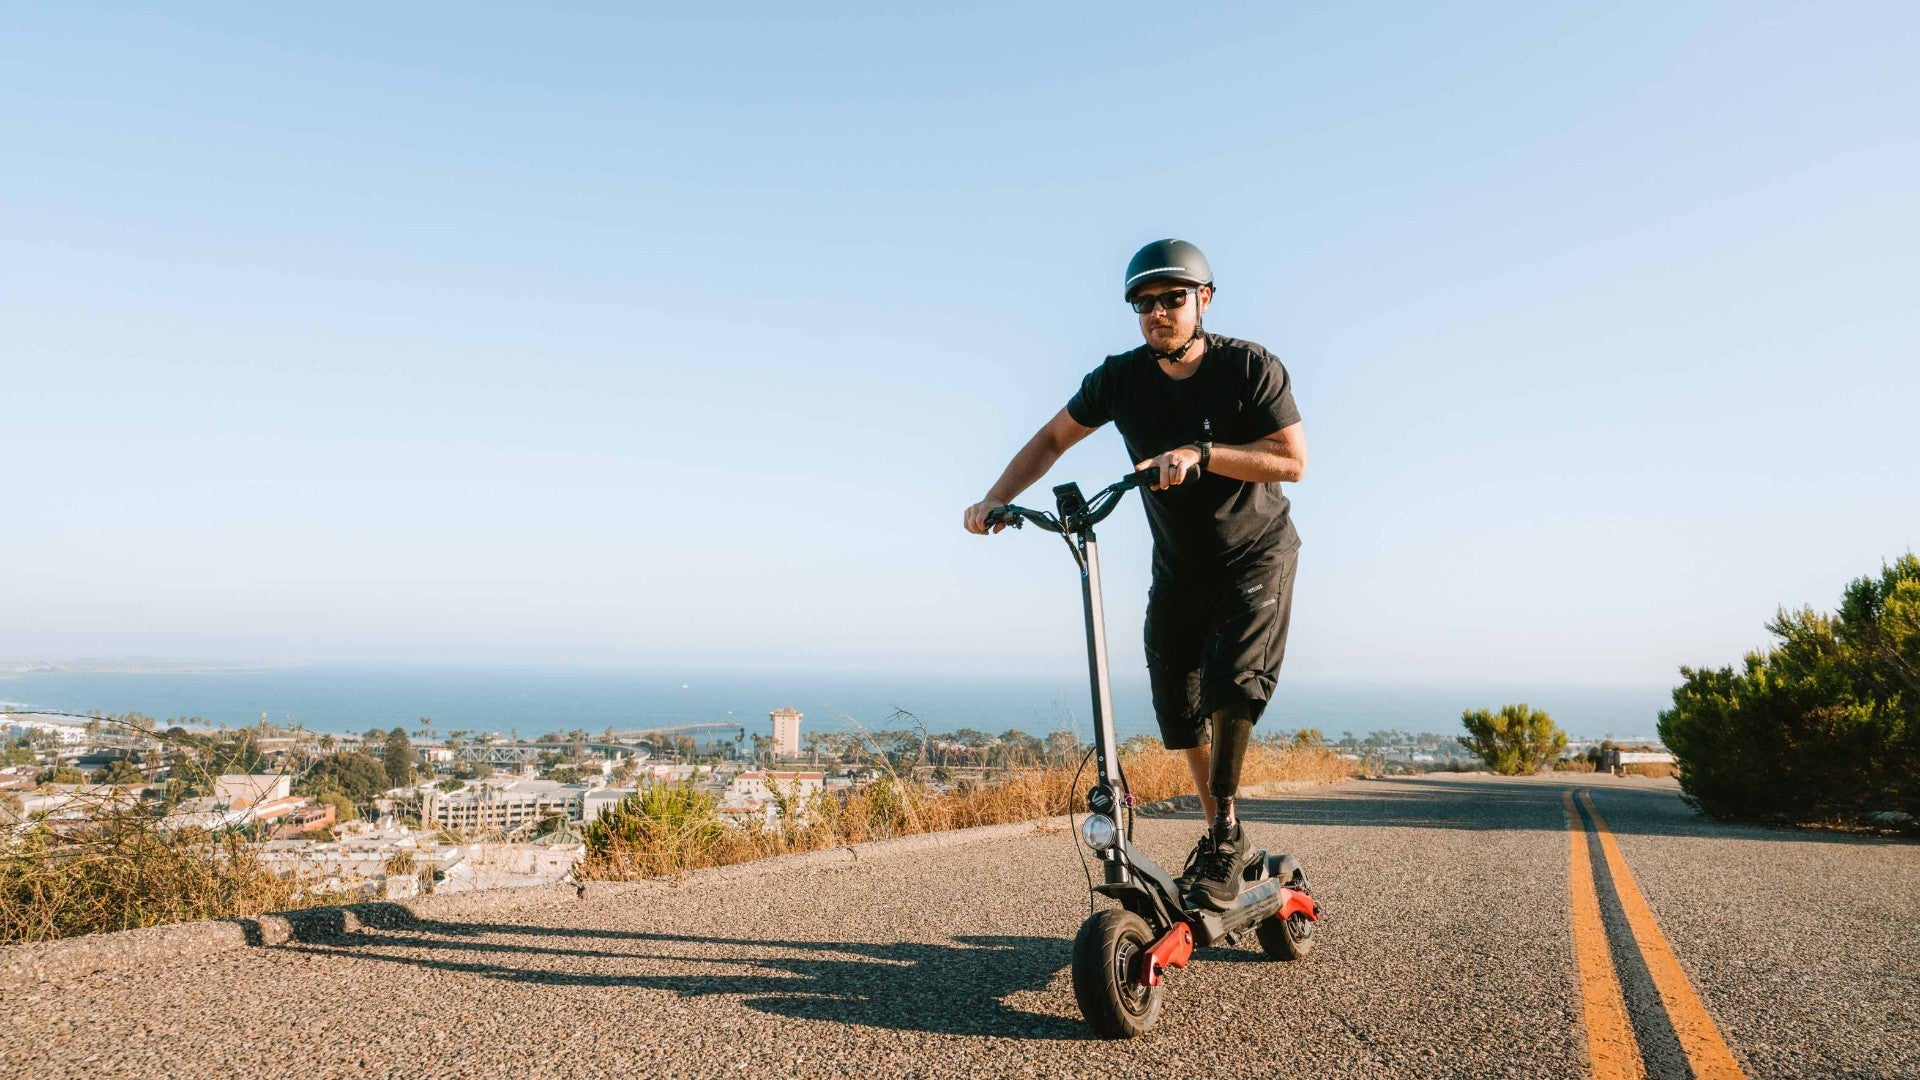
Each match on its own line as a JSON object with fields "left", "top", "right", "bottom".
{"left": 1071, "top": 908, "right": 1164, "bottom": 1038}
{"left": 1256, "top": 908, "right": 1316, "bottom": 961}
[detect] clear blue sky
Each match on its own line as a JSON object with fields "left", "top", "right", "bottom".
{"left": 4, "top": 3, "right": 1916, "bottom": 688}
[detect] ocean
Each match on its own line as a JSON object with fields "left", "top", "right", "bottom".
{"left": 0, "top": 667, "right": 1673, "bottom": 743}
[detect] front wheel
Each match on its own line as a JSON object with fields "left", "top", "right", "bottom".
{"left": 1071, "top": 908, "right": 1164, "bottom": 1038}
{"left": 1256, "top": 908, "right": 1316, "bottom": 961}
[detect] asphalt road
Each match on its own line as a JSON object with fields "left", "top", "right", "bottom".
{"left": 4, "top": 774, "right": 1916, "bottom": 1079}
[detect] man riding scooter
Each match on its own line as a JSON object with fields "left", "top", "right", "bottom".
{"left": 963, "top": 239, "right": 1308, "bottom": 910}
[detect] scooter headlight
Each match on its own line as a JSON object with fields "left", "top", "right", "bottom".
{"left": 1081, "top": 813, "right": 1119, "bottom": 852}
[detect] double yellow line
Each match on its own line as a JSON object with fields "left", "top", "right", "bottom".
{"left": 1563, "top": 788, "right": 1747, "bottom": 1080}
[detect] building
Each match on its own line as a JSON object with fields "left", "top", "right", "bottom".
{"left": 244, "top": 795, "right": 313, "bottom": 828}
{"left": 641, "top": 762, "right": 711, "bottom": 785}
{"left": 1, "top": 716, "right": 91, "bottom": 745}
{"left": 0, "top": 766, "right": 38, "bottom": 792}
{"left": 161, "top": 796, "right": 251, "bottom": 834}
{"left": 422, "top": 780, "right": 591, "bottom": 834}
{"left": 582, "top": 788, "right": 631, "bottom": 823}
{"left": 724, "top": 770, "right": 824, "bottom": 807}
{"left": 271, "top": 800, "right": 337, "bottom": 839}
{"left": 214, "top": 774, "right": 292, "bottom": 809}
{"left": 770, "top": 707, "right": 803, "bottom": 757}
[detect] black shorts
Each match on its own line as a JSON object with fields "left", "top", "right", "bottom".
{"left": 1143, "top": 544, "right": 1299, "bottom": 751}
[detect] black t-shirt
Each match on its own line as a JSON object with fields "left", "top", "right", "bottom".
{"left": 1066, "top": 332, "right": 1302, "bottom": 573}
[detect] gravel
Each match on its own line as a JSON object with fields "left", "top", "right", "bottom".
{"left": 3, "top": 775, "right": 1912, "bottom": 1079}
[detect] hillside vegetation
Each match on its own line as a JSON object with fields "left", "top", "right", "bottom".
{"left": 1660, "top": 554, "right": 1920, "bottom": 828}
{"left": 580, "top": 732, "right": 1354, "bottom": 880}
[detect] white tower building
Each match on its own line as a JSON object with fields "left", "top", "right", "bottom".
{"left": 770, "top": 707, "right": 802, "bottom": 757}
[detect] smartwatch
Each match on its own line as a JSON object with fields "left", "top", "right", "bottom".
{"left": 1189, "top": 441, "right": 1211, "bottom": 475}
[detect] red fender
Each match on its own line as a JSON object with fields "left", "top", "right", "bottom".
{"left": 1276, "top": 886, "right": 1320, "bottom": 922}
{"left": 1140, "top": 923, "right": 1194, "bottom": 987}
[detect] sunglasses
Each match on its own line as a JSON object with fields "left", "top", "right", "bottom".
{"left": 1129, "top": 287, "right": 1197, "bottom": 314}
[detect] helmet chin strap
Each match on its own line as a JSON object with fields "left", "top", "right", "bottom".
{"left": 1150, "top": 315, "right": 1205, "bottom": 364}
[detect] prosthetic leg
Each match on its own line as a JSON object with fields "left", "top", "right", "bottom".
{"left": 1189, "top": 705, "right": 1258, "bottom": 909}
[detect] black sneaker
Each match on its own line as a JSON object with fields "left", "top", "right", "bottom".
{"left": 1187, "top": 822, "right": 1255, "bottom": 911}
{"left": 1173, "top": 832, "right": 1214, "bottom": 897}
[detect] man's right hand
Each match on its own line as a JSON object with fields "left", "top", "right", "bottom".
{"left": 964, "top": 497, "right": 1008, "bottom": 535}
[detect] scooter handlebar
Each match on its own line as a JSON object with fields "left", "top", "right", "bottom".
{"left": 984, "top": 504, "right": 1060, "bottom": 532}
{"left": 985, "top": 469, "right": 1159, "bottom": 535}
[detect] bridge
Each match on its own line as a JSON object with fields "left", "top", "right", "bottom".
{"left": 448, "top": 722, "right": 745, "bottom": 766}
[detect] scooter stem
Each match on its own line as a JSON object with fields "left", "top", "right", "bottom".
{"left": 1077, "top": 533, "right": 1124, "bottom": 792}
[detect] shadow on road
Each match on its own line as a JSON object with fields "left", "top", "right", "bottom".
{"left": 1230, "top": 778, "right": 1908, "bottom": 845}
{"left": 276, "top": 914, "right": 1088, "bottom": 1041}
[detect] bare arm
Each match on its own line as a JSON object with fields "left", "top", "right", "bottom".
{"left": 964, "top": 408, "right": 1098, "bottom": 533}
{"left": 1135, "top": 421, "right": 1307, "bottom": 490}
{"left": 987, "top": 408, "right": 1099, "bottom": 502}
{"left": 1212, "top": 421, "right": 1307, "bottom": 484}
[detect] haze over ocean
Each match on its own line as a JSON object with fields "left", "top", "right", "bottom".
{"left": 0, "top": 668, "right": 1669, "bottom": 743}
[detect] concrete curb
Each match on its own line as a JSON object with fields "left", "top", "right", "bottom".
{"left": 1, "top": 778, "right": 1348, "bottom": 989}
{"left": 0, "top": 816, "right": 1077, "bottom": 989}
{"left": 610, "top": 813, "right": 1078, "bottom": 891}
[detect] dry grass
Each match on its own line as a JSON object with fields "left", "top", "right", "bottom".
{"left": 0, "top": 714, "right": 325, "bottom": 945}
{"left": 0, "top": 796, "right": 302, "bottom": 945}
{"left": 580, "top": 735, "right": 1354, "bottom": 881}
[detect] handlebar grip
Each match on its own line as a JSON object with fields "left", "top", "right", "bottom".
{"left": 983, "top": 506, "right": 1019, "bottom": 527}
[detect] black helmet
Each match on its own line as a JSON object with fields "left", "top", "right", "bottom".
{"left": 1124, "top": 239, "right": 1213, "bottom": 299}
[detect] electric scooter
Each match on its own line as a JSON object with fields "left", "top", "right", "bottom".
{"left": 986, "top": 470, "right": 1322, "bottom": 1039}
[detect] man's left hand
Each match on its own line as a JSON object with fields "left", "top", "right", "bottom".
{"left": 1136, "top": 446, "right": 1203, "bottom": 491}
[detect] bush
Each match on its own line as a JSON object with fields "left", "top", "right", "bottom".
{"left": 1552, "top": 757, "right": 1597, "bottom": 773}
{"left": 0, "top": 797, "right": 299, "bottom": 943}
{"left": 1457, "top": 704, "right": 1567, "bottom": 775}
{"left": 318, "top": 791, "right": 358, "bottom": 823}
{"left": 1659, "top": 554, "right": 1920, "bottom": 824}
{"left": 581, "top": 782, "right": 731, "bottom": 879}
{"left": 1, "top": 715, "right": 336, "bottom": 943}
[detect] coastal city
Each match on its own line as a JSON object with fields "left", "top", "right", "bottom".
{"left": 1, "top": 701, "right": 1671, "bottom": 908}
{"left": 1, "top": 706, "right": 881, "bottom": 901}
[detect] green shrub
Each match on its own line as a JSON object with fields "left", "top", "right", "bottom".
{"left": 318, "top": 791, "right": 357, "bottom": 823}
{"left": 581, "top": 783, "right": 729, "bottom": 878}
{"left": 1457, "top": 704, "right": 1567, "bottom": 775}
{"left": 1660, "top": 554, "right": 1920, "bottom": 823}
